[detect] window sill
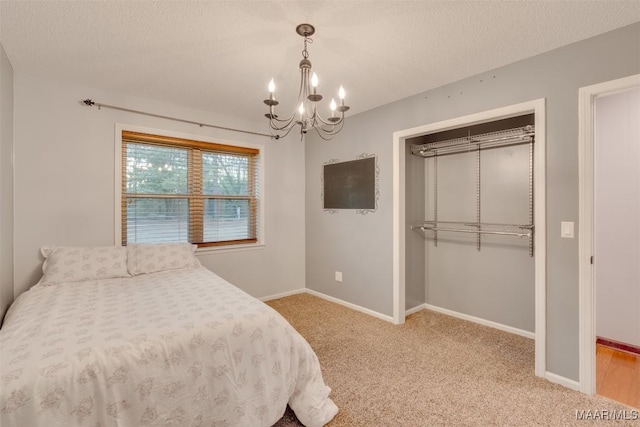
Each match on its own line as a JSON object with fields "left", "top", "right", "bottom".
{"left": 195, "top": 243, "right": 265, "bottom": 256}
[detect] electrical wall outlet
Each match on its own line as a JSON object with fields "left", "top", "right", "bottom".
{"left": 335, "top": 271, "right": 343, "bottom": 282}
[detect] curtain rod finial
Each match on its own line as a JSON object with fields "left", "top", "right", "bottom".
{"left": 83, "top": 99, "right": 95, "bottom": 106}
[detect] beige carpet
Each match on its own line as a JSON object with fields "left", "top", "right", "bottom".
{"left": 270, "top": 293, "right": 637, "bottom": 427}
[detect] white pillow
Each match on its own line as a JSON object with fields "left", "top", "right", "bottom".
{"left": 40, "top": 246, "right": 131, "bottom": 285}
{"left": 126, "top": 243, "right": 201, "bottom": 275}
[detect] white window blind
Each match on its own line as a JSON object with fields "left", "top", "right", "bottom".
{"left": 121, "top": 131, "right": 260, "bottom": 247}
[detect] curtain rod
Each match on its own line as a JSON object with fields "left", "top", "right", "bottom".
{"left": 82, "top": 99, "right": 277, "bottom": 139}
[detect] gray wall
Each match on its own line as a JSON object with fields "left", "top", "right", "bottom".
{"left": 306, "top": 109, "right": 395, "bottom": 316}
{"left": 0, "top": 43, "right": 14, "bottom": 321}
{"left": 305, "top": 23, "right": 640, "bottom": 381}
{"left": 12, "top": 74, "right": 306, "bottom": 302}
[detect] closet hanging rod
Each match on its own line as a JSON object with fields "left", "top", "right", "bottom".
{"left": 82, "top": 99, "right": 276, "bottom": 139}
{"left": 410, "top": 225, "right": 532, "bottom": 239}
{"left": 420, "top": 220, "right": 533, "bottom": 229}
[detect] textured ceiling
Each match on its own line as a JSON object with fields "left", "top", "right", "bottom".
{"left": 1, "top": 1, "right": 639, "bottom": 124}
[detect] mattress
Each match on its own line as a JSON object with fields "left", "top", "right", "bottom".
{"left": 0, "top": 266, "right": 337, "bottom": 426}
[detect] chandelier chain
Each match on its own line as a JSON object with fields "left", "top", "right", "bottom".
{"left": 302, "top": 37, "right": 312, "bottom": 59}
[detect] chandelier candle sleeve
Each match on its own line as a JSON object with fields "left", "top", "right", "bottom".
{"left": 263, "top": 23, "right": 350, "bottom": 140}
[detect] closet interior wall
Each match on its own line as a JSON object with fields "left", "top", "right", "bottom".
{"left": 406, "top": 115, "right": 535, "bottom": 334}
{"left": 405, "top": 141, "right": 426, "bottom": 310}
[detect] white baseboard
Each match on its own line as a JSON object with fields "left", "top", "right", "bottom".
{"left": 264, "top": 292, "right": 534, "bottom": 342}
{"left": 424, "top": 304, "right": 535, "bottom": 340}
{"left": 259, "top": 288, "right": 306, "bottom": 302}
{"left": 305, "top": 289, "right": 394, "bottom": 323}
{"left": 545, "top": 371, "right": 581, "bottom": 392}
{"left": 405, "top": 303, "right": 427, "bottom": 316}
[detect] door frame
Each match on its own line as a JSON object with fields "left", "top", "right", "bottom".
{"left": 578, "top": 73, "right": 640, "bottom": 395}
{"left": 392, "top": 98, "right": 547, "bottom": 378}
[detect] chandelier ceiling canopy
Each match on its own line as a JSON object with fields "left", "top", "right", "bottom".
{"left": 264, "top": 23, "right": 349, "bottom": 140}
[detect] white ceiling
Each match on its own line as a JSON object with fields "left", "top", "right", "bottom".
{"left": 1, "top": 1, "right": 639, "bottom": 124}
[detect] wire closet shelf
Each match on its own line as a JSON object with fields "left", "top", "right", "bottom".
{"left": 410, "top": 125, "right": 534, "bottom": 157}
{"left": 410, "top": 124, "right": 535, "bottom": 256}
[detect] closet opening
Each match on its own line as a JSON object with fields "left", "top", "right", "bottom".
{"left": 392, "top": 99, "right": 546, "bottom": 379}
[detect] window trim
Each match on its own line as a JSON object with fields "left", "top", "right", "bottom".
{"left": 115, "top": 124, "right": 265, "bottom": 252}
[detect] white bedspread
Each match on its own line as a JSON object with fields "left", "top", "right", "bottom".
{"left": 0, "top": 267, "right": 337, "bottom": 426}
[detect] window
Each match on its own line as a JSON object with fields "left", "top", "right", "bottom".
{"left": 121, "top": 131, "right": 260, "bottom": 247}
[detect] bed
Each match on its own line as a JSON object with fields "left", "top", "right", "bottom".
{"left": 0, "top": 244, "right": 338, "bottom": 426}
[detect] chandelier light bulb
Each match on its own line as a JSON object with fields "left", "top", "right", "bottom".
{"left": 298, "top": 102, "right": 305, "bottom": 116}
{"left": 330, "top": 98, "right": 337, "bottom": 115}
{"left": 266, "top": 78, "right": 277, "bottom": 103}
{"left": 338, "top": 86, "right": 346, "bottom": 100}
{"left": 311, "top": 73, "right": 318, "bottom": 88}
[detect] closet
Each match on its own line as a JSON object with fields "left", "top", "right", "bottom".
{"left": 405, "top": 114, "right": 536, "bottom": 335}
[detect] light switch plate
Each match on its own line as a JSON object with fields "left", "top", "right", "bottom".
{"left": 561, "top": 221, "right": 574, "bottom": 238}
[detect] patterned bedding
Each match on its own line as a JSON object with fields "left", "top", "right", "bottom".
{"left": 0, "top": 266, "right": 338, "bottom": 426}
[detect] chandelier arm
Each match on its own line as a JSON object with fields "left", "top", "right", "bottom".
{"left": 308, "top": 118, "right": 345, "bottom": 141}
{"left": 314, "top": 112, "right": 344, "bottom": 127}
{"left": 298, "top": 69, "right": 307, "bottom": 104}
{"left": 323, "top": 120, "right": 345, "bottom": 135}
{"left": 274, "top": 124, "right": 298, "bottom": 139}
{"left": 264, "top": 64, "right": 307, "bottom": 130}
{"left": 267, "top": 104, "right": 298, "bottom": 129}
{"left": 267, "top": 87, "right": 299, "bottom": 126}
{"left": 269, "top": 118, "right": 297, "bottom": 132}
{"left": 311, "top": 104, "right": 321, "bottom": 128}
{"left": 292, "top": 67, "right": 310, "bottom": 132}
{"left": 300, "top": 68, "right": 310, "bottom": 113}
{"left": 312, "top": 124, "right": 341, "bottom": 141}
{"left": 323, "top": 119, "right": 345, "bottom": 135}
{"left": 269, "top": 113, "right": 297, "bottom": 126}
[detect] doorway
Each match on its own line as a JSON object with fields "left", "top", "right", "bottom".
{"left": 392, "top": 98, "right": 547, "bottom": 378}
{"left": 578, "top": 74, "right": 640, "bottom": 396}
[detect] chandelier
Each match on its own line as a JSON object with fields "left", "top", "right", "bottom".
{"left": 264, "top": 23, "right": 349, "bottom": 140}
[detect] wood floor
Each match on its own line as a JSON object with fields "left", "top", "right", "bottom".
{"left": 596, "top": 343, "right": 640, "bottom": 409}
